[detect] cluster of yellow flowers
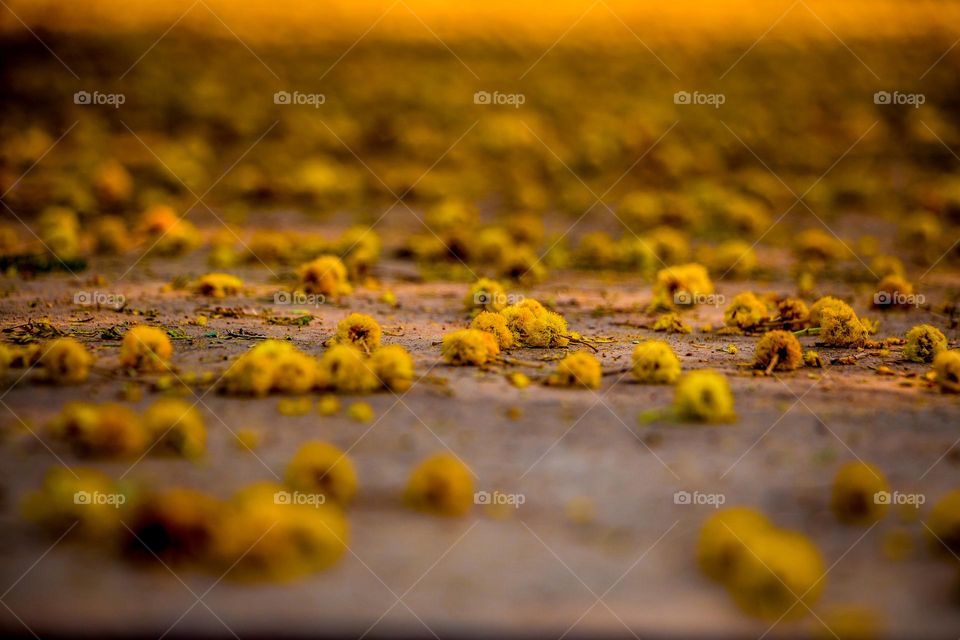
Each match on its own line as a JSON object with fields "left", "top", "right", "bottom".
{"left": 24, "top": 443, "right": 478, "bottom": 581}
{"left": 48, "top": 397, "right": 206, "bottom": 459}
{"left": 698, "top": 508, "right": 825, "bottom": 619}
{"left": 223, "top": 331, "right": 413, "bottom": 397}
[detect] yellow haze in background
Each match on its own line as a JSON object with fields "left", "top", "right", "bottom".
{"left": 3, "top": 0, "right": 958, "bottom": 44}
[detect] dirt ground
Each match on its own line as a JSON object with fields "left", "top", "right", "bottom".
{"left": 0, "top": 224, "right": 958, "bottom": 639}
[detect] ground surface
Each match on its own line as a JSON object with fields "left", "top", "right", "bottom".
{"left": 0, "top": 236, "right": 958, "bottom": 639}
{"left": 3, "top": 5, "right": 960, "bottom": 638}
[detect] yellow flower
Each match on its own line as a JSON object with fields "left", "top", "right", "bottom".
{"left": 674, "top": 370, "right": 735, "bottom": 423}
{"left": 830, "top": 461, "right": 889, "bottom": 525}
{"left": 316, "top": 344, "right": 379, "bottom": 393}
{"left": 285, "top": 441, "right": 357, "bottom": 506}
{"left": 728, "top": 528, "right": 825, "bottom": 619}
{"left": 707, "top": 240, "right": 757, "bottom": 278}
{"left": 697, "top": 507, "right": 772, "bottom": 582}
{"left": 143, "top": 397, "right": 206, "bottom": 458}
{"left": 124, "top": 488, "right": 225, "bottom": 565}
{"left": 22, "top": 466, "right": 125, "bottom": 538}
{"left": 775, "top": 297, "right": 809, "bottom": 331}
{"left": 120, "top": 325, "right": 172, "bottom": 371}
{"left": 927, "top": 490, "right": 960, "bottom": 557}
{"left": 903, "top": 324, "right": 947, "bottom": 363}
{"left": 795, "top": 228, "right": 847, "bottom": 262}
{"left": 631, "top": 340, "right": 681, "bottom": 384}
{"left": 872, "top": 275, "right": 915, "bottom": 309}
{"left": 652, "top": 312, "right": 692, "bottom": 334}
{"left": 296, "top": 255, "right": 352, "bottom": 299}
{"left": 933, "top": 350, "right": 960, "bottom": 393}
{"left": 218, "top": 482, "right": 348, "bottom": 581}
{"left": 546, "top": 352, "right": 601, "bottom": 389}
{"left": 275, "top": 349, "right": 318, "bottom": 394}
{"left": 465, "top": 278, "right": 507, "bottom": 313}
{"left": 471, "top": 311, "right": 515, "bottom": 349}
{"left": 808, "top": 296, "right": 847, "bottom": 328}
{"left": 222, "top": 340, "right": 316, "bottom": 396}
{"left": 652, "top": 263, "right": 713, "bottom": 308}
{"left": 347, "top": 401, "right": 375, "bottom": 422}
{"left": 222, "top": 352, "right": 277, "bottom": 397}
{"left": 500, "top": 299, "right": 570, "bottom": 348}
{"left": 49, "top": 402, "right": 146, "bottom": 458}
{"left": 334, "top": 312, "right": 382, "bottom": 353}
{"left": 820, "top": 303, "right": 867, "bottom": 348}
{"left": 754, "top": 330, "right": 803, "bottom": 372}
{"left": 441, "top": 329, "right": 500, "bottom": 366}
{"left": 193, "top": 272, "right": 243, "bottom": 298}
{"left": 317, "top": 393, "right": 341, "bottom": 416}
{"left": 404, "top": 453, "right": 474, "bottom": 517}
{"left": 370, "top": 344, "right": 414, "bottom": 392}
{"left": 723, "top": 292, "right": 769, "bottom": 331}
{"left": 91, "top": 216, "right": 130, "bottom": 255}
{"left": 39, "top": 337, "right": 93, "bottom": 384}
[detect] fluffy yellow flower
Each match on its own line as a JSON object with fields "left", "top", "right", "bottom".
{"left": 631, "top": 340, "right": 681, "bottom": 384}
{"left": 652, "top": 263, "right": 713, "bottom": 308}
{"left": 471, "top": 311, "right": 515, "bottom": 349}
{"left": 903, "top": 324, "right": 947, "bottom": 363}
{"left": 872, "top": 274, "right": 915, "bottom": 309}
{"left": 193, "top": 272, "right": 243, "bottom": 298}
{"left": 724, "top": 292, "right": 769, "bottom": 331}
{"left": 143, "top": 397, "right": 206, "bottom": 458}
{"left": 285, "top": 441, "right": 357, "bottom": 506}
{"left": 927, "top": 490, "right": 960, "bottom": 557}
{"left": 441, "top": 329, "right": 500, "bottom": 365}
{"left": 500, "top": 299, "right": 569, "bottom": 348}
{"left": 754, "top": 330, "right": 803, "bottom": 372}
{"left": 933, "top": 351, "right": 960, "bottom": 393}
{"left": 315, "top": 344, "right": 379, "bottom": 393}
{"left": 820, "top": 303, "right": 866, "bottom": 347}
{"left": 546, "top": 352, "right": 601, "bottom": 389}
{"left": 39, "top": 337, "right": 93, "bottom": 384}
{"left": 830, "top": 461, "right": 889, "bottom": 525}
{"left": 297, "top": 255, "right": 352, "bottom": 299}
{"left": 728, "top": 529, "right": 825, "bottom": 619}
{"left": 697, "top": 507, "right": 772, "bottom": 582}
{"left": 370, "top": 344, "right": 414, "bottom": 392}
{"left": 218, "top": 482, "right": 348, "bottom": 580}
{"left": 465, "top": 278, "right": 507, "bottom": 313}
{"left": 334, "top": 312, "right": 382, "bottom": 353}
{"left": 404, "top": 453, "right": 474, "bottom": 517}
{"left": 120, "top": 325, "right": 172, "bottom": 371}
{"left": 674, "top": 370, "right": 735, "bottom": 423}
{"left": 23, "top": 466, "right": 125, "bottom": 538}
{"left": 49, "top": 402, "right": 146, "bottom": 458}
{"left": 124, "top": 488, "right": 224, "bottom": 564}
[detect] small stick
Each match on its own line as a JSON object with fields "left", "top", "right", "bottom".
{"left": 764, "top": 353, "right": 780, "bottom": 376}
{"left": 567, "top": 336, "right": 599, "bottom": 353}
